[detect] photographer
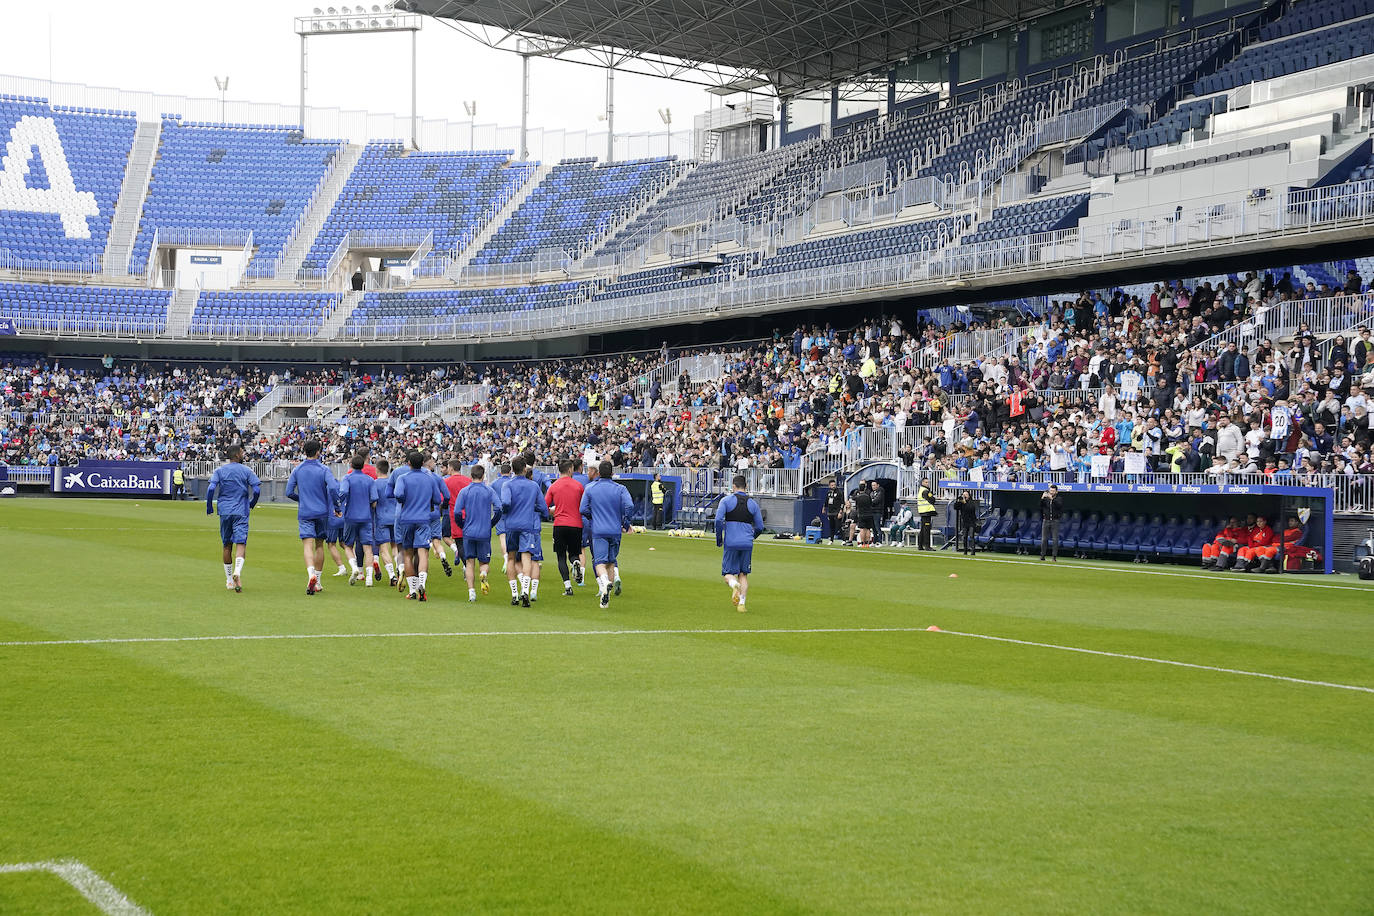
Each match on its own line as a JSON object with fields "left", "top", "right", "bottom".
{"left": 955, "top": 491, "right": 979, "bottom": 555}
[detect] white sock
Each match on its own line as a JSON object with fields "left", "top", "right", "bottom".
{"left": 419, "top": 571, "right": 428, "bottom": 588}
{"left": 530, "top": 579, "right": 539, "bottom": 599}
{"left": 468, "top": 588, "right": 477, "bottom": 599}
{"left": 597, "top": 574, "right": 610, "bottom": 593}
{"left": 385, "top": 562, "right": 396, "bottom": 579}
{"left": 563, "top": 579, "right": 572, "bottom": 589}
{"left": 407, "top": 576, "right": 418, "bottom": 594}
{"left": 308, "top": 565, "right": 318, "bottom": 579}
{"left": 233, "top": 557, "right": 244, "bottom": 576}
{"left": 365, "top": 568, "right": 373, "bottom": 586}
{"left": 613, "top": 573, "right": 621, "bottom": 584}
{"left": 349, "top": 560, "right": 360, "bottom": 574}
{"left": 509, "top": 579, "right": 520, "bottom": 597}
{"left": 223, "top": 563, "right": 233, "bottom": 579}
{"left": 725, "top": 574, "right": 739, "bottom": 590}
{"left": 337, "top": 564, "right": 347, "bottom": 575}
{"left": 519, "top": 574, "right": 530, "bottom": 595}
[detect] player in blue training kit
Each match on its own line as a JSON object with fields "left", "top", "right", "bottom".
{"left": 452, "top": 464, "right": 502, "bottom": 602}
{"left": 285, "top": 439, "right": 339, "bottom": 595}
{"left": 580, "top": 460, "right": 634, "bottom": 608}
{"left": 423, "top": 455, "right": 453, "bottom": 578}
{"left": 338, "top": 454, "right": 380, "bottom": 586}
{"left": 501, "top": 456, "right": 551, "bottom": 607}
{"left": 206, "top": 443, "right": 261, "bottom": 592}
{"left": 490, "top": 463, "right": 514, "bottom": 574}
{"left": 373, "top": 459, "right": 399, "bottom": 586}
{"left": 714, "top": 474, "right": 766, "bottom": 612}
{"left": 389, "top": 459, "right": 413, "bottom": 593}
{"left": 393, "top": 450, "right": 448, "bottom": 601}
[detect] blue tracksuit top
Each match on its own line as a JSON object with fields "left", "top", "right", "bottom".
{"left": 338, "top": 470, "right": 378, "bottom": 522}
{"left": 454, "top": 481, "right": 501, "bottom": 540}
{"left": 375, "top": 475, "right": 398, "bottom": 523}
{"left": 390, "top": 466, "right": 412, "bottom": 527}
{"left": 394, "top": 468, "right": 446, "bottom": 525}
{"left": 425, "top": 468, "right": 447, "bottom": 522}
{"left": 286, "top": 459, "right": 337, "bottom": 520}
{"left": 580, "top": 478, "right": 633, "bottom": 538}
{"left": 207, "top": 461, "right": 260, "bottom": 517}
{"left": 501, "top": 476, "right": 550, "bottom": 531}
{"left": 715, "top": 491, "right": 765, "bottom": 548}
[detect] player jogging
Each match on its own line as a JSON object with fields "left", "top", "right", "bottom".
{"left": 714, "top": 474, "right": 765, "bottom": 612}
{"left": 501, "top": 456, "right": 550, "bottom": 607}
{"left": 491, "top": 463, "right": 514, "bottom": 574}
{"left": 205, "top": 443, "right": 260, "bottom": 592}
{"left": 546, "top": 459, "right": 587, "bottom": 596}
{"left": 444, "top": 459, "right": 471, "bottom": 572}
{"left": 373, "top": 459, "right": 399, "bottom": 586}
{"left": 423, "top": 455, "right": 452, "bottom": 578}
{"left": 452, "top": 464, "right": 501, "bottom": 602}
{"left": 389, "top": 456, "right": 413, "bottom": 593}
{"left": 580, "top": 460, "right": 633, "bottom": 609}
{"left": 285, "top": 439, "right": 338, "bottom": 596}
{"left": 338, "top": 455, "right": 379, "bottom": 586}
{"left": 394, "top": 451, "right": 447, "bottom": 601}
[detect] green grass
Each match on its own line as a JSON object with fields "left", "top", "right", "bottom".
{"left": 1, "top": 498, "right": 1372, "bottom": 914}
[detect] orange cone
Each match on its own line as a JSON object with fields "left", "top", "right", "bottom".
{"left": 948, "top": 573, "right": 959, "bottom": 578}
{"left": 926, "top": 625, "right": 941, "bottom": 631}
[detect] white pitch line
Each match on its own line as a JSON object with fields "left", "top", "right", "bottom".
{"left": 1, "top": 626, "right": 1370, "bottom": 694}
{"left": 0, "top": 860, "right": 149, "bottom": 915}
{"left": 754, "top": 537, "right": 1374, "bottom": 592}
{"left": 931, "top": 628, "right": 1374, "bottom": 694}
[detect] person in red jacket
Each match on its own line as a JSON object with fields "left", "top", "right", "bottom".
{"left": 1282, "top": 514, "right": 1323, "bottom": 571}
{"left": 545, "top": 459, "right": 586, "bottom": 596}
{"left": 1201, "top": 516, "right": 1245, "bottom": 569}
{"left": 1235, "top": 516, "right": 1279, "bottom": 572}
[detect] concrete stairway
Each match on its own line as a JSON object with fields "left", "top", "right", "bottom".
{"left": 103, "top": 120, "right": 162, "bottom": 276}
{"left": 317, "top": 289, "right": 365, "bottom": 340}
{"left": 165, "top": 287, "right": 199, "bottom": 336}
{"left": 446, "top": 162, "right": 554, "bottom": 280}
{"left": 275, "top": 143, "right": 365, "bottom": 280}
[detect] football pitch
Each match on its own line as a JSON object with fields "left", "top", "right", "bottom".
{"left": 1, "top": 499, "right": 1372, "bottom": 914}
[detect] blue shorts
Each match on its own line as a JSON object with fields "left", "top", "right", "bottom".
{"left": 219, "top": 514, "right": 249, "bottom": 545}
{"left": 343, "top": 520, "right": 373, "bottom": 547}
{"left": 429, "top": 518, "right": 443, "bottom": 543}
{"left": 375, "top": 525, "right": 393, "bottom": 547}
{"left": 722, "top": 547, "right": 753, "bottom": 576}
{"left": 325, "top": 517, "right": 345, "bottom": 544}
{"left": 299, "top": 516, "right": 329, "bottom": 540}
{"left": 396, "top": 522, "right": 430, "bottom": 550}
{"left": 463, "top": 535, "right": 492, "bottom": 564}
{"left": 581, "top": 527, "right": 592, "bottom": 549}
{"left": 493, "top": 518, "right": 506, "bottom": 536}
{"left": 442, "top": 514, "right": 453, "bottom": 539}
{"left": 592, "top": 535, "right": 621, "bottom": 567}
{"left": 508, "top": 529, "right": 543, "bottom": 562}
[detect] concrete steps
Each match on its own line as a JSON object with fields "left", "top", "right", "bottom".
{"left": 103, "top": 120, "right": 161, "bottom": 276}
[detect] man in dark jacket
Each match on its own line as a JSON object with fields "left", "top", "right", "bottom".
{"left": 1039, "top": 484, "right": 1064, "bottom": 562}
{"left": 955, "top": 491, "right": 979, "bottom": 555}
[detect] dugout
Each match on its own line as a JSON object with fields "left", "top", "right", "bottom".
{"left": 611, "top": 472, "right": 682, "bottom": 526}
{"left": 939, "top": 480, "right": 1335, "bottom": 574}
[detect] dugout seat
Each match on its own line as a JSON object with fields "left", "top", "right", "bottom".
{"left": 1091, "top": 513, "right": 1120, "bottom": 554}
{"left": 1171, "top": 518, "right": 1198, "bottom": 557}
{"left": 976, "top": 509, "right": 1004, "bottom": 547}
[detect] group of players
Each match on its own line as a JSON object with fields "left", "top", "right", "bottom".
{"left": 1199, "top": 513, "right": 1322, "bottom": 572}
{"left": 205, "top": 441, "right": 768, "bottom": 610}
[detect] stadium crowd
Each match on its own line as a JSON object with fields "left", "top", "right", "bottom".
{"left": 3, "top": 269, "right": 1373, "bottom": 508}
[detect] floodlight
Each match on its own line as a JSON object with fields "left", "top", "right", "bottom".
{"left": 313, "top": 6, "right": 323, "bottom": 13}
{"left": 372, "top": 4, "right": 382, "bottom": 12}
{"left": 327, "top": 6, "right": 337, "bottom": 14}
{"left": 370, "top": 18, "right": 380, "bottom": 26}
{"left": 326, "top": 20, "right": 338, "bottom": 29}
{"left": 312, "top": 21, "right": 322, "bottom": 30}
{"left": 354, "top": 19, "right": 365, "bottom": 27}
{"left": 384, "top": 17, "right": 394, "bottom": 26}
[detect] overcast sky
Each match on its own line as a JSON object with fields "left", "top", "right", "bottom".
{"left": 7, "top": 1, "right": 720, "bottom": 140}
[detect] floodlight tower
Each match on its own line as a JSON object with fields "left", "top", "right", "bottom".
{"left": 295, "top": 3, "right": 424, "bottom": 147}
{"left": 214, "top": 76, "right": 230, "bottom": 122}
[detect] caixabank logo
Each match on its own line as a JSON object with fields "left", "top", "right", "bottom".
{"left": 54, "top": 466, "right": 170, "bottom": 494}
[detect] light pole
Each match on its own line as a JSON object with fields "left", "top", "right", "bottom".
{"left": 295, "top": 5, "right": 424, "bottom": 147}
{"left": 463, "top": 100, "right": 477, "bottom": 152}
{"left": 517, "top": 39, "right": 533, "bottom": 161}
{"left": 214, "top": 76, "right": 230, "bottom": 123}
{"left": 658, "top": 107, "right": 671, "bottom": 157}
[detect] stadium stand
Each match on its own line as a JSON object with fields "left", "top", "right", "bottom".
{"left": 130, "top": 121, "right": 344, "bottom": 275}
{"left": 0, "top": 95, "right": 136, "bottom": 269}
{"left": 340, "top": 282, "right": 592, "bottom": 336}
{"left": 961, "top": 194, "right": 1089, "bottom": 245}
{"left": 470, "top": 157, "right": 682, "bottom": 265}
{"left": 189, "top": 290, "right": 340, "bottom": 337}
{"left": 0, "top": 280, "right": 168, "bottom": 334}
{"left": 302, "top": 143, "right": 536, "bottom": 274}
{"left": 1194, "top": 9, "right": 1374, "bottom": 95}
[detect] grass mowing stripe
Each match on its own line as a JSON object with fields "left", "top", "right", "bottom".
{"left": 5, "top": 625, "right": 1373, "bottom": 695}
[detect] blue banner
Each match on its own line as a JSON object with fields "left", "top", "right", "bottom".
{"left": 938, "top": 479, "right": 1329, "bottom": 498}
{"left": 0, "top": 317, "right": 16, "bottom": 336}
{"left": 188, "top": 254, "right": 222, "bottom": 265}
{"left": 52, "top": 464, "right": 172, "bottom": 495}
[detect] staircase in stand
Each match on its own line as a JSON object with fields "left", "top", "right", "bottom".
{"left": 165, "top": 287, "right": 199, "bottom": 336}
{"left": 275, "top": 143, "right": 365, "bottom": 281}
{"left": 317, "top": 290, "right": 364, "bottom": 340}
{"left": 103, "top": 120, "right": 162, "bottom": 276}
{"left": 446, "top": 162, "right": 554, "bottom": 281}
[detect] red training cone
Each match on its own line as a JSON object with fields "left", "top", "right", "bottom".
{"left": 926, "top": 625, "right": 942, "bottom": 631}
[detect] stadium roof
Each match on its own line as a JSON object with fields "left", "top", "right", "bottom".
{"left": 411, "top": 0, "right": 1084, "bottom": 95}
